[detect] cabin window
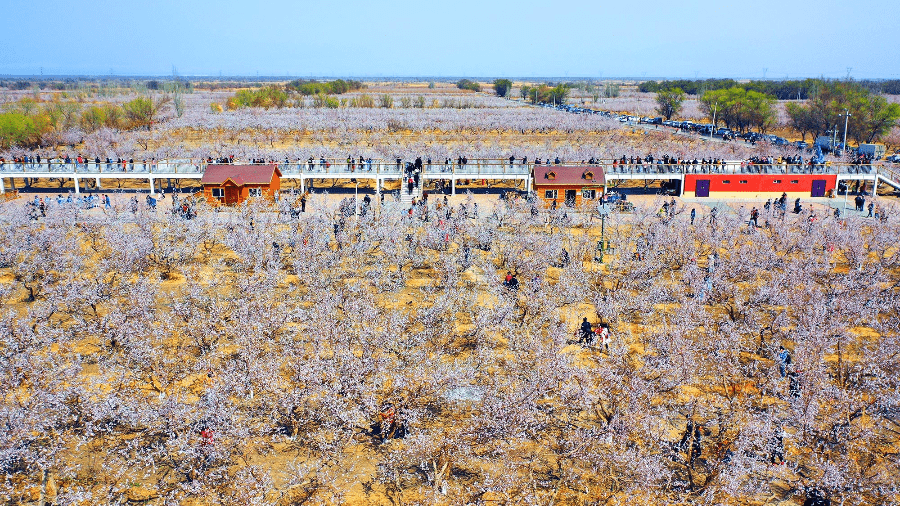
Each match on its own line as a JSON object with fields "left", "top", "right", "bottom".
{"left": 773, "top": 179, "right": 782, "bottom": 184}
{"left": 739, "top": 180, "right": 748, "bottom": 184}
{"left": 791, "top": 180, "right": 799, "bottom": 184}
{"left": 582, "top": 189, "right": 596, "bottom": 199}
{"left": 248, "top": 188, "right": 263, "bottom": 197}
{"left": 722, "top": 180, "right": 730, "bottom": 184}
{"left": 211, "top": 188, "right": 224, "bottom": 198}
{"left": 544, "top": 189, "right": 557, "bottom": 199}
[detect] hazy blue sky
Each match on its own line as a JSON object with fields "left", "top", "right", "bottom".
{"left": 2, "top": 0, "right": 896, "bottom": 78}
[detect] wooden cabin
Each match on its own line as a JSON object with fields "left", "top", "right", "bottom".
{"left": 533, "top": 166, "right": 605, "bottom": 207}
{"left": 200, "top": 164, "right": 282, "bottom": 205}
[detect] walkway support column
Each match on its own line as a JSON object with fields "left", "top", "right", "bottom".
{"left": 300, "top": 176, "right": 305, "bottom": 194}
{"left": 96, "top": 177, "right": 102, "bottom": 189}
{"left": 73, "top": 177, "right": 80, "bottom": 194}
{"left": 149, "top": 177, "right": 155, "bottom": 195}
{"left": 451, "top": 177, "right": 456, "bottom": 196}
{"left": 0, "top": 177, "right": 5, "bottom": 194}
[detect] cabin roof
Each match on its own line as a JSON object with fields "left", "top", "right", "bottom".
{"left": 533, "top": 165, "right": 605, "bottom": 186}
{"left": 201, "top": 164, "right": 281, "bottom": 186}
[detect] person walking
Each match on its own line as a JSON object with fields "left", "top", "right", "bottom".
{"left": 769, "top": 426, "right": 785, "bottom": 465}
{"left": 597, "top": 324, "right": 611, "bottom": 352}
{"left": 578, "top": 317, "right": 594, "bottom": 345}
{"left": 867, "top": 202, "right": 874, "bottom": 218}
{"left": 690, "top": 208, "right": 696, "bottom": 225}
{"left": 778, "top": 346, "right": 791, "bottom": 377}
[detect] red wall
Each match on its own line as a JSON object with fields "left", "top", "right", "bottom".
{"left": 683, "top": 174, "right": 836, "bottom": 194}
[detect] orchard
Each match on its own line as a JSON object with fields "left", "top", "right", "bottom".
{"left": 1, "top": 192, "right": 898, "bottom": 505}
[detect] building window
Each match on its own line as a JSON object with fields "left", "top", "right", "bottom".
{"left": 582, "top": 189, "right": 596, "bottom": 199}
{"left": 722, "top": 180, "right": 730, "bottom": 184}
{"left": 739, "top": 180, "right": 748, "bottom": 184}
{"left": 248, "top": 188, "right": 263, "bottom": 197}
{"left": 773, "top": 179, "right": 781, "bottom": 184}
{"left": 791, "top": 180, "right": 799, "bottom": 184}
{"left": 211, "top": 188, "right": 224, "bottom": 198}
{"left": 544, "top": 189, "right": 557, "bottom": 199}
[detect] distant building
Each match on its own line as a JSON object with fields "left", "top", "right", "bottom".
{"left": 682, "top": 174, "right": 836, "bottom": 199}
{"left": 532, "top": 166, "right": 605, "bottom": 206}
{"left": 200, "top": 164, "right": 282, "bottom": 205}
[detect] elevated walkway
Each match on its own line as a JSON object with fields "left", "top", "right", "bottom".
{"left": 1, "top": 159, "right": 897, "bottom": 197}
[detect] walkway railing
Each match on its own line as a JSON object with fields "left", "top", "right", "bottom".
{"left": 0, "top": 158, "right": 891, "bottom": 179}
{"left": 0, "top": 159, "right": 534, "bottom": 177}
{"left": 603, "top": 162, "right": 880, "bottom": 176}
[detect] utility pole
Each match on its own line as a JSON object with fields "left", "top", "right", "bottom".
{"left": 595, "top": 204, "right": 609, "bottom": 263}
{"left": 840, "top": 109, "right": 851, "bottom": 157}
{"left": 710, "top": 101, "right": 718, "bottom": 139}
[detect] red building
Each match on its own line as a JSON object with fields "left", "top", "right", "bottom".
{"left": 682, "top": 174, "right": 837, "bottom": 199}
{"left": 532, "top": 166, "right": 605, "bottom": 206}
{"left": 200, "top": 164, "right": 282, "bottom": 205}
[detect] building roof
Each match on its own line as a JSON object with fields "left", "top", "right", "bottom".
{"left": 200, "top": 164, "right": 281, "bottom": 186}
{"left": 533, "top": 165, "right": 605, "bottom": 186}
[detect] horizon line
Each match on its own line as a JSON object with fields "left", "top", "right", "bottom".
{"left": 1, "top": 74, "right": 898, "bottom": 82}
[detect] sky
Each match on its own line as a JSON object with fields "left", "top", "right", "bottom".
{"left": 2, "top": 0, "right": 897, "bottom": 79}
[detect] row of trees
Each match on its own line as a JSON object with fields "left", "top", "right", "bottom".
{"left": 285, "top": 79, "right": 364, "bottom": 95}
{"left": 456, "top": 79, "right": 482, "bottom": 92}
{"left": 642, "top": 78, "right": 826, "bottom": 100}
{"left": 642, "top": 77, "right": 900, "bottom": 100}
{"left": 699, "top": 88, "right": 778, "bottom": 133}
{"left": 786, "top": 81, "right": 900, "bottom": 144}
{"left": 648, "top": 80, "right": 900, "bottom": 141}
{"left": 0, "top": 95, "right": 173, "bottom": 148}
{"left": 521, "top": 83, "right": 571, "bottom": 105}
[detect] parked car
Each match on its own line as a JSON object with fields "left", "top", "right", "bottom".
{"left": 794, "top": 140, "right": 808, "bottom": 150}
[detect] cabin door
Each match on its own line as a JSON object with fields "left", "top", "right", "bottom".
{"left": 810, "top": 179, "right": 827, "bottom": 197}
{"left": 696, "top": 179, "right": 710, "bottom": 197}
{"left": 565, "top": 189, "right": 577, "bottom": 206}
{"left": 225, "top": 187, "right": 240, "bottom": 205}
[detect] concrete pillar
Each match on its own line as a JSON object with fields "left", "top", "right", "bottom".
{"left": 300, "top": 176, "right": 305, "bottom": 194}
{"left": 96, "top": 177, "right": 102, "bottom": 189}
{"left": 872, "top": 175, "right": 878, "bottom": 196}
{"left": 375, "top": 178, "right": 381, "bottom": 200}
{"left": 73, "top": 177, "right": 80, "bottom": 195}
{"left": 0, "top": 177, "right": 4, "bottom": 194}
{"left": 451, "top": 177, "right": 456, "bottom": 196}
{"left": 149, "top": 178, "right": 155, "bottom": 195}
